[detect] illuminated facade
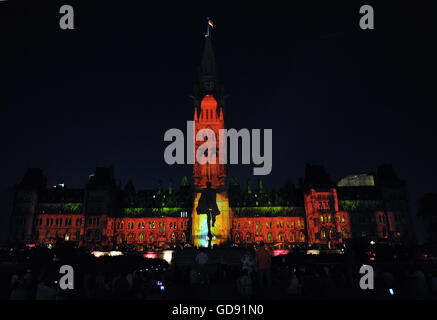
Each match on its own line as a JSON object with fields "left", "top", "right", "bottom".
{"left": 7, "top": 163, "right": 414, "bottom": 250}
{"left": 6, "top": 36, "right": 415, "bottom": 251}
{"left": 191, "top": 35, "right": 231, "bottom": 247}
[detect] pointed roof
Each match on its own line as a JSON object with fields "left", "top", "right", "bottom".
{"left": 124, "top": 179, "right": 135, "bottom": 192}
{"left": 303, "top": 164, "right": 333, "bottom": 188}
{"left": 200, "top": 37, "right": 217, "bottom": 75}
{"left": 88, "top": 167, "right": 115, "bottom": 186}
{"left": 19, "top": 168, "right": 47, "bottom": 189}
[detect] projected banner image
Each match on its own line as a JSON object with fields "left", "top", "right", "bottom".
{"left": 191, "top": 187, "right": 232, "bottom": 248}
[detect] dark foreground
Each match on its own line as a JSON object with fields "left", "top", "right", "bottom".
{"left": 1, "top": 244, "right": 437, "bottom": 300}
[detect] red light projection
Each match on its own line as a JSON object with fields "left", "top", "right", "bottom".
{"left": 304, "top": 188, "right": 351, "bottom": 249}
{"left": 193, "top": 94, "right": 226, "bottom": 190}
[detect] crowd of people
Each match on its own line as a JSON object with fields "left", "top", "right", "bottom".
{"left": 2, "top": 242, "right": 437, "bottom": 300}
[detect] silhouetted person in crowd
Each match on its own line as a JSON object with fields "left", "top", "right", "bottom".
{"left": 237, "top": 269, "right": 253, "bottom": 298}
{"left": 255, "top": 241, "right": 271, "bottom": 289}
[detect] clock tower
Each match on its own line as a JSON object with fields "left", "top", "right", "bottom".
{"left": 191, "top": 28, "right": 232, "bottom": 247}
{"left": 192, "top": 34, "right": 226, "bottom": 190}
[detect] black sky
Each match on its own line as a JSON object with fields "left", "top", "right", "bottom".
{"left": 2, "top": 1, "right": 437, "bottom": 240}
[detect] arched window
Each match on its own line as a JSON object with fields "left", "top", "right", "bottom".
{"left": 341, "top": 227, "right": 347, "bottom": 238}
{"left": 46, "top": 230, "right": 51, "bottom": 239}
{"left": 181, "top": 232, "right": 186, "bottom": 243}
{"left": 86, "top": 230, "right": 93, "bottom": 241}
{"left": 139, "top": 233, "right": 144, "bottom": 243}
{"left": 235, "top": 232, "right": 241, "bottom": 243}
{"left": 267, "top": 232, "right": 272, "bottom": 242}
{"left": 246, "top": 232, "right": 252, "bottom": 242}
{"left": 300, "top": 232, "right": 305, "bottom": 242}
{"left": 149, "top": 234, "right": 154, "bottom": 243}
{"left": 117, "top": 234, "right": 123, "bottom": 244}
{"left": 64, "top": 232, "right": 70, "bottom": 241}
{"left": 171, "top": 232, "right": 176, "bottom": 242}
{"left": 128, "top": 233, "right": 134, "bottom": 243}
{"left": 289, "top": 232, "right": 294, "bottom": 242}
{"left": 278, "top": 232, "right": 283, "bottom": 242}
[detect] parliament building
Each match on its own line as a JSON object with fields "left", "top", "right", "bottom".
{"left": 7, "top": 34, "right": 414, "bottom": 251}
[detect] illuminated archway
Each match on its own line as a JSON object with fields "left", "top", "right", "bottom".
{"left": 235, "top": 232, "right": 241, "bottom": 243}
{"left": 341, "top": 227, "right": 347, "bottom": 238}
{"left": 246, "top": 232, "right": 252, "bottom": 242}
{"left": 128, "top": 233, "right": 134, "bottom": 243}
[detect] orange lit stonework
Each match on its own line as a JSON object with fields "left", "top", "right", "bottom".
{"left": 304, "top": 188, "right": 351, "bottom": 249}
{"left": 193, "top": 94, "right": 226, "bottom": 189}
{"left": 231, "top": 216, "right": 306, "bottom": 249}
{"left": 192, "top": 94, "right": 231, "bottom": 247}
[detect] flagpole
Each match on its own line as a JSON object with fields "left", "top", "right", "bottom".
{"left": 205, "top": 17, "right": 210, "bottom": 38}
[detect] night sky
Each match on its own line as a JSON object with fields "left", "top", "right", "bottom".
{"left": 2, "top": 1, "right": 436, "bottom": 241}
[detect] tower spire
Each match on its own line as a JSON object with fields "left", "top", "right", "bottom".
{"left": 205, "top": 17, "right": 214, "bottom": 38}
{"left": 201, "top": 18, "right": 216, "bottom": 75}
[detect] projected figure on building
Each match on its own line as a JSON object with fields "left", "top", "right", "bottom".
{"left": 196, "top": 181, "right": 220, "bottom": 247}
